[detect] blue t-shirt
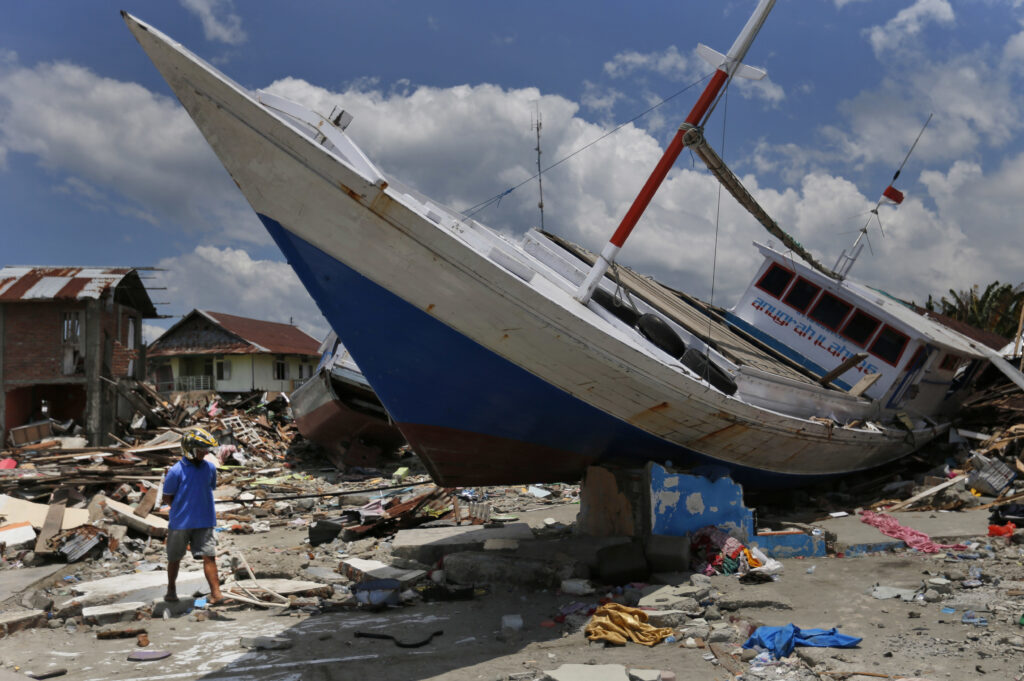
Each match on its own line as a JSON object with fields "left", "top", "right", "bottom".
{"left": 163, "top": 458, "right": 217, "bottom": 530}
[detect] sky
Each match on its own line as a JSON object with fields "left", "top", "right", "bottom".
{"left": 3, "top": 0, "right": 1024, "bottom": 344}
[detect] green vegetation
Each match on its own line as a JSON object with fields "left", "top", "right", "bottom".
{"left": 925, "top": 281, "right": 1024, "bottom": 338}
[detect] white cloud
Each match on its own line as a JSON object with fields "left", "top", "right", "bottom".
{"left": 604, "top": 46, "right": 693, "bottom": 81}
{"left": 580, "top": 81, "right": 624, "bottom": 116}
{"left": 180, "top": 0, "right": 247, "bottom": 46}
{"left": 864, "top": 0, "right": 955, "bottom": 58}
{"left": 155, "top": 246, "right": 329, "bottom": 340}
{"left": 0, "top": 57, "right": 267, "bottom": 244}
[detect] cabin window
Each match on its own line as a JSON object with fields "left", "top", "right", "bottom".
{"left": 869, "top": 325, "right": 909, "bottom": 366}
{"left": 841, "top": 309, "right": 881, "bottom": 347}
{"left": 755, "top": 263, "right": 794, "bottom": 299}
{"left": 939, "top": 353, "right": 962, "bottom": 371}
{"left": 808, "top": 292, "right": 853, "bottom": 331}
{"left": 782, "top": 277, "right": 821, "bottom": 313}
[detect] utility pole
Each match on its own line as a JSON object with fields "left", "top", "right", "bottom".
{"left": 532, "top": 103, "right": 545, "bottom": 230}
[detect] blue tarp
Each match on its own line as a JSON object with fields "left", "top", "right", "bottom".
{"left": 743, "top": 624, "right": 862, "bottom": 659}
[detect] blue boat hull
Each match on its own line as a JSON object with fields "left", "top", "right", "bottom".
{"left": 261, "top": 214, "right": 827, "bottom": 488}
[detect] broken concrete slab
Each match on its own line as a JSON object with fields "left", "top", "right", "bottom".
{"left": 0, "top": 609, "right": 46, "bottom": 638}
{"left": 391, "top": 522, "right": 534, "bottom": 564}
{"left": 637, "top": 584, "right": 709, "bottom": 611}
{"left": 302, "top": 566, "right": 348, "bottom": 585}
{"left": 715, "top": 593, "right": 793, "bottom": 611}
{"left": 0, "top": 563, "right": 66, "bottom": 604}
{"left": 0, "top": 521, "right": 36, "bottom": 550}
{"left": 443, "top": 551, "right": 568, "bottom": 589}
{"left": 627, "top": 671, "right": 663, "bottom": 681}
{"left": 99, "top": 496, "right": 168, "bottom": 538}
{"left": 544, "top": 663, "right": 631, "bottom": 681}
{"left": 340, "top": 557, "right": 425, "bottom": 587}
{"left": 65, "top": 569, "right": 206, "bottom": 607}
{"left": 230, "top": 578, "right": 332, "bottom": 598}
{"left": 82, "top": 601, "right": 147, "bottom": 625}
{"left": 151, "top": 598, "right": 196, "bottom": 618}
{"left": 644, "top": 609, "right": 691, "bottom": 628}
{"left": 0, "top": 495, "right": 89, "bottom": 531}
{"left": 817, "top": 510, "right": 987, "bottom": 556}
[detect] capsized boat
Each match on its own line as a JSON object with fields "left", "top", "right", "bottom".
{"left": 123, "top": 4, "right": 1023, "bottom": 487}
{"left": 290, "top": 332, "right": 406, "bottom": 469}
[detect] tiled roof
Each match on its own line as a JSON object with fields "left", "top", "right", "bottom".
{"left": 202, "top": 310, "right": 320, "bottom": 355}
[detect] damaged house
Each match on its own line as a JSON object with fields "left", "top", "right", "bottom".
{"left": 0, "top": 266, "right": 159, "bottom": 447}
{"left": 147, "top": 310, "right": 320, "bottom": 395}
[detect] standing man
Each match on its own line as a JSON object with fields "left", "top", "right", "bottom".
{"left": 161, "top": 427, "right": 226, "bottom": 604}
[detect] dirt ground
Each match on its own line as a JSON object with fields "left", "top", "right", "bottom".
{"left": 4, "top": 503, "right": 1024, "bottom": 681}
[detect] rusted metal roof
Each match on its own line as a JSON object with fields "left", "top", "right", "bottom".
{"left": 0, "top": 266, "right": 159, "bottom": 317}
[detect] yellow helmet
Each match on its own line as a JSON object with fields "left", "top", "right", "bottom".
{"left": 180, "top": 427, "right": 218, "bottom": 462}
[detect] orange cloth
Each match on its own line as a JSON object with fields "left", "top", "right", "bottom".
{"left": 743, "top": 547, "right": 763, "bottom": 568}
{"left": 584, "top": 602, "right": 674, "bottom": 646}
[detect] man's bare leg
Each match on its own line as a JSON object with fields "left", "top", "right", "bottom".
{"left": 203, "top": 555, "right": 224, "bottom": 602}
{"left": 165, "top": 560, "right": 180, "bottom": 602}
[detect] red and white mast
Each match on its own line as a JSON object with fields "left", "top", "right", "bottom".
{"left": 575, "top": 0, "right": 776, "bottom": 304}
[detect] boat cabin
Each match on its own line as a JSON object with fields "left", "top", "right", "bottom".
{"left": 729, "top": 242, "right": 989, "bottom": 417}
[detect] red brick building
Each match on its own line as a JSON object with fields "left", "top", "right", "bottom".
{"left": 0, "top": 266, "right": 159, "bottom": 446}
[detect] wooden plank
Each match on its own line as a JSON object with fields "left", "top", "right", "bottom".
{"left": 848, "top": 372, "right": 882, "bottom": 397}
{"left": 818, "top": 353, "right": 868, "bottom": 387}
{"left": 886, "top": 474, "right": 967, "bottom": 512}
{"left": 134, "top": 487, "right": 159, "bottom": 517}
{"left": 34, "top": 502, "right": 66, "bottom": 554}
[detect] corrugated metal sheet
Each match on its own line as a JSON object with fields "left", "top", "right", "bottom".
{"left": 0, "top": 266, "right": 138, "bottom": 302}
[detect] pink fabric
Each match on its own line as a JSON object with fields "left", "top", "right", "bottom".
{"left": 859, "top": 510, "right": 968, "bottom": 553}
{"left": 0, "top": 458, "right": 16, "bottom": 469}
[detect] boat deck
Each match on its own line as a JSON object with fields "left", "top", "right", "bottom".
{"left": 541, "top": 232, "right": 826, "bottom": 388}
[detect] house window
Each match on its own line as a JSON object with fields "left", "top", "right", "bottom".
{"left": 126, "top": 316, "right": 136, "bottom": 350}
{"left": 755, "top": 263, "right": 794, "bottom": 299}
{"left": 808, "top": 292, "right": 853, "bottom": 331}
{"left": 216, "top": 357, "right": 231, "bottom": 381}
{"left": 782, "top": 277, "right": 821, "bottom": 313}
{"left": 62, "top": 311, "right": 81, "bottom": 344}
{"left": 841, "top": 310, "right": 881, "bottom": 347}
{"left": 61, "top": 311, "right": 84, "bottom": 376}
{"left": 274, "top": 355, "right": 288, "bottom": 380}
{"left": 869, "top": 325, "right": 910, "bottom": 366}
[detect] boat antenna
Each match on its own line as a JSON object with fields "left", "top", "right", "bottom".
{"left": 574, "top": 0, "right": 775, "bottom": 304}
{"left": 833, "top": 113, "right": 932, "bottom": 280}
{"left": 532, "top": 102, "right": 545, "bottom": 230}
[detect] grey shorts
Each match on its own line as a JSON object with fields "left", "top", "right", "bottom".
{"left": 166, "top": 527, "right": 217, "bottom": 562}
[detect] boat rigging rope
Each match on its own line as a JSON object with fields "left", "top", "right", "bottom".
{"left": 462, "top": 74, "right": 713, "bottom": 219}
{"left": 704, "top": 92, "right": 727, "bottom": 390}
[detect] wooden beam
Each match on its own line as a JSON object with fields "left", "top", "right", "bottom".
{"left": 818, "top": 353, "right": 868, "bottom": 387}
{"left": 134, "top": 487, "right": 159, "bottom": 517}
{"left": 886, "top": 474, "right": 967, "bottom": 512}
{"left": 848, "top": 372, "right": 882, "bottom": 397}
{"left": 34, "top": 502, "right": 66, "bottom": 554}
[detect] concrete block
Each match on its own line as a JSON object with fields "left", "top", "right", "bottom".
{"left": 645, "top": 534, "right": 691, "bottom": 573}
{"left": 444, "top": 551, "right": 566, "bottom": 589}
{"left": 0, "top": 609, "right": 46, "bottom": 637}
{"left": 644, "top": 609, "right": 691, "bottom": 628}
{"left": 595, "top": 542, "right": 649, "bottom": 584}
{"left": 647, "top": 464, "right": 753, "bottom": 541}
{"left": 751, "top": 529, "right": 826, "bottom": 558}
{"left": 20, "top": 589, "right": 53, "bottom": 612}
{"left": 716, "top": 594, "right": 792, "bottom": 611}
{"left": 151, "top": 598, "right": 196, "bottom": 618}
{"left": 392, "top": 523, "right": 534, "bottom": 564}
{"left": 577, "top": 466, "right": 642, "bottom": 537}
{"left": 0, "top": 522, "right": 36, "bottom": 550}
{"left": 638, "top": 584, "right": 708, "bottom": 612}
{"left": 82, "top": 601, "right": 147, "bottom": 625}
{"left": 341, "top": 557, "right": 425, "bottom": 586}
